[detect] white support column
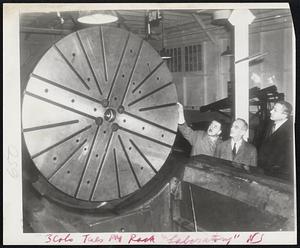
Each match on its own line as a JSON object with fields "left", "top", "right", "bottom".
{"left": 203, "top": 42, "right": 207, "bottom": 105}
{"left": 229, "top": 9, "right": 255, "bottom": 140}
{"left": 183, "top": 77, "right": 187, "bottom": 106}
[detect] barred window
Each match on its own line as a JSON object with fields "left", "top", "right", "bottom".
{"left": 166, "top": 47, "right": 182, "bottom": 72}
{"left": 184, "top": 44, "right": 202, "bottom": 72}
{"left": 165, "top": 45, "right": 202, "bottom": 72}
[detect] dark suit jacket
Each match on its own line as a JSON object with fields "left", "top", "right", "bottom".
{"left": 214, "top": 139, "right": 257, "bottom": 167}
{"left": 258, "top": 119, "right": 294, "bottom": 181}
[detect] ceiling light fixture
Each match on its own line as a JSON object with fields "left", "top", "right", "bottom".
{"left": 160, "top": 48, "right": 171, "bottom": 60}
{"left": 212, "top": 10, "right": 232, "bottom": 26}
{"left": 221, "top": 46, "right": 233, "bottom": 57}
{"left": 78, "top": 10, "right": 118, "bottom": 25}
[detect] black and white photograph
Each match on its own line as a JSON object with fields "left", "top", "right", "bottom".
{"left": 3, "top": 2, "right": 297, "bottom": 245}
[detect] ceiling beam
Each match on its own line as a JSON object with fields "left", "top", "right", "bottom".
{"left": 164, "top": 17, "right": 211, "bottom": 32}
{"left": 191, "top": 13, "right": 216, "bottom": 44}
{"left": 115, "top": 10, "right": 146, "bottom": 17}
{"left": 164, "top": 21, "right": 197, "bottom": 33}
{"left": 166, "top": 27, "right": 226, "bottom": 40}
{"left": 162, "top": 10, "right": 195, "bottom": 17}
{"left": 111, "top": 10, "right": 131, "bottom": 31}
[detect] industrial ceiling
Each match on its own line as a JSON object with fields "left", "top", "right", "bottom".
{"left": 20, "top": 9, "right": 293, "bottom": 47}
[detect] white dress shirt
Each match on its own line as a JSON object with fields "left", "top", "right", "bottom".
{"left": 231, "top": 138, "right": 243, "bottom": 153}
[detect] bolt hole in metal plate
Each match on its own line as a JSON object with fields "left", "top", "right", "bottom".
{"left": 22, "top": 26, "right": 178, "bottom": 207}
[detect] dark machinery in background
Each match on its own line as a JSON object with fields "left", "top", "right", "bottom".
{"left": 199, "top": 85, "right": 285, "bottom": 146}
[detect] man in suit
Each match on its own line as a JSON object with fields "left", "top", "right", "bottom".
{"left": 214, "top": 118, "right": 257, "bottom": 167}
{"left": 177, "top": 103, "right": 223, "bottom": 156}
{"left": 258, "top": 101, "right": 294, "bottom": 181}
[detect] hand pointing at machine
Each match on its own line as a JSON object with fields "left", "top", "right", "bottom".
{"left": 177, "top": 102, "right": 185, "bottom": 125}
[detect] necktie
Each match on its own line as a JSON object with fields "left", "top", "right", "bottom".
{"left": 232, "top": 142, "right": 237, "bottom": 158}
{"left": 271, "top": 124, "right": 276, "bottom": 134}
{"left": 267, "top": 124, "right": 275, "bottom": 138}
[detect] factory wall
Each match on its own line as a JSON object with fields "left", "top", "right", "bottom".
{"left": 168, "top": 26, "right": 294, "bottom": 109}
{"left": 249, "top": 27, "right": 294, "bottom": 105}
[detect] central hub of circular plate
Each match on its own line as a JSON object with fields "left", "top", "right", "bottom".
{"left": 104, "top": 108, "right": 116, "bottom": 122}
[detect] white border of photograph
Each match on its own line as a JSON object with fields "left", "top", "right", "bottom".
{"left": 3, "top": 2, "right": 297, "bottom": 245}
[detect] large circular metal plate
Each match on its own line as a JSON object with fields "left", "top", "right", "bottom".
{"left": 22, "top": 26, "right": 178, "bottom": 203}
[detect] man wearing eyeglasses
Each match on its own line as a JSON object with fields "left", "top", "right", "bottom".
{"left": 214, "top": 118, "right": 257, "bottom": 167}
{"left": 258, "top": 101, "right": 294, "bottom": 181}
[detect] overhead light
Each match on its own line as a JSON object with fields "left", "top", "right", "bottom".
{"left": 212, "top": 10, "right": 232, "bottom": 26}
{"left": 221, "top": 46, "right": 233, "bottom": 57}
{"left": 78, "top": 10, "right": 118, "bottom": 24}
{"left": 160, "top": 48, "right": 171, "bottom": 60}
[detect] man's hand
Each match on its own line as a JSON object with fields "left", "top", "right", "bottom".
{"left": 177, "top": 102, "right": 185, "bottom": 124}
